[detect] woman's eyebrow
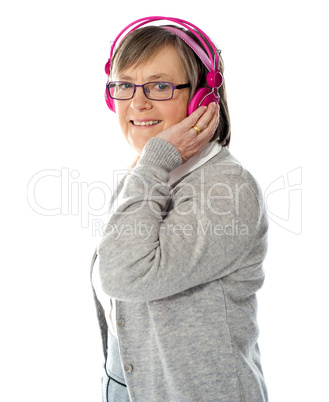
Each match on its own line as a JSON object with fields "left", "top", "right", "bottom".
{"left": 115, "top": 73, "right": 173, "bottom": 82}
{"left": 146, "top": 74, "right": 172, "bottom": 81}
{"left": 115, "top": 74, "right": 133, "bottom": 81}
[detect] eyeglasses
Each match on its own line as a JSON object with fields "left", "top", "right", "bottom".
{"left": 107, "top": 81, "right": 190, "bottom": 101}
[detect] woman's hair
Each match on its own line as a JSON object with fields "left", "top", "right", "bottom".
{"left": 111, "top": 26, "right": 231, "bottom": 147}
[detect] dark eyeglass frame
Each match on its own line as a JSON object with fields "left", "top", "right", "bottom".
{"left": 107, "top": 81, "right": 191, "bottom": 101}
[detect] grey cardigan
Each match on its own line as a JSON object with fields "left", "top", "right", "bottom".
{"left": 91, "top": 137, "right": 269, "bottom": 401}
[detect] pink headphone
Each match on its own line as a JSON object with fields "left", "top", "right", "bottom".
{"left": 104, "top": 16, "right": 223, "bottom": 115}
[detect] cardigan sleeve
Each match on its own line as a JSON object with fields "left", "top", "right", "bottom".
{"left": 98, "top": 137, "right": 267, "bottom": 302}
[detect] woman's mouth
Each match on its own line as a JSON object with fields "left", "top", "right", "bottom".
{"left": 131, "top": 120, "right": 161, "bottom": 126}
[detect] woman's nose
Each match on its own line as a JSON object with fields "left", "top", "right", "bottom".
{"left": 130, "top": 86, "right": 152, "bottom": 111}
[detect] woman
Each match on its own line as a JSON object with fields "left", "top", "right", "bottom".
{"left": 91, "top": 17, "right": 268, "bottom": 401}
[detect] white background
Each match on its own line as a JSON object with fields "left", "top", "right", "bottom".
{"left": 1, "top": 1, "right": 328, "bottom": 401}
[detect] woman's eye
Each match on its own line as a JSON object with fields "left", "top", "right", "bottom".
{"left": 119, "top": 83, "right": 133, "bottom": 90}
{"left": 155, "top": 83, "right": 170, "bottom": 91}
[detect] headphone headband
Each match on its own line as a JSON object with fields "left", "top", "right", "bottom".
{"left": 161, "top": 26, "right": 212, "bottom": 71}
{"left": 105, "top": 16, "right": 220, "bottom": 75}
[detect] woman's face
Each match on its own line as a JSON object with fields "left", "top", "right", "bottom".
{"left": 113, "top": 45, "right": 190, "bottom": 155}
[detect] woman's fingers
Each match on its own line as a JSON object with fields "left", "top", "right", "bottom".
{"left": 184, "top": 105, "right": 208, "bottom": 129}
{"left": 192, "top": 104, "right": 215, "bottom": 131}
{"left": 188, "top": 103, "right": 219, "bottom": 132}
{"left": 194, "top": 103, "right": 220, "bottom": 144}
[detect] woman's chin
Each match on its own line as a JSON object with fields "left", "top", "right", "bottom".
{"left": 127, "top": 130, "right": 162, "bottom": 151}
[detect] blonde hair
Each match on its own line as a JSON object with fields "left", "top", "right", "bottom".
{"left": 111, "top": 26, "right": 231, "bottom": 146}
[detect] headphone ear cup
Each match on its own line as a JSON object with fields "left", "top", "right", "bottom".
{"left": 187, "top": 87, "right": 219, "bottom": 115}
{"left": 105, "top": 87, "right": 116, "bottom": 112}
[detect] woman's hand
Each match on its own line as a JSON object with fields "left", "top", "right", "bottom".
{"left": 156, "top": 102, "right": 220, "bottom": 164}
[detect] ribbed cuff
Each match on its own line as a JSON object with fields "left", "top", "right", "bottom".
{"left": 137, "top": 137, "right": 182, "bottom": 172}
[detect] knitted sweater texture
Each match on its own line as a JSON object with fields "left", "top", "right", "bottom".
{"left": 92, "top": 137, "right": 269, "bottom": 401}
